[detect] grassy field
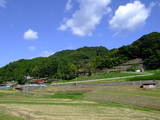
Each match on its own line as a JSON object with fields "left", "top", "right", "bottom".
{"left": 85, "top": 85, "right": 160, "bottom": 110}
{"left": 53, "top": 72, "right": 144, "bottom": 83}
{"left": 0, "top": 84, "right": 160, "bottom": 120}
{"left": 73, "top": 72, "right": 143, "bottom": 81}
{"left": 128, "top": 70, "right": 160, "bottom": 81}
{"left": 81, "top": 70, "right": 160, "bottom": 84}
{"left": 0, "top": 113, "right": 24, "bottom": 120}
{"left": 0, "top": 71, "right": 160, "bottom": 120}
{"left": 51, "top": 70, "right": 160, "bottom": 85}
{"left": 1, "top": 104, "right": 160, "bottom": 120}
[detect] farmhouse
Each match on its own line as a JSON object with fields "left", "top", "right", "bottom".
{"left": 140, "top": 83, "right": 156, "bottom": 88}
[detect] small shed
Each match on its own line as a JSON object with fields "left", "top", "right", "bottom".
{"left": 135, "top": 68, "right": 144, "bottom": 73}
{"left": 15, "top": 85, "right": 23, "bottom": 91}
{"left": 140, "top": 83, "right": 156, "bottom": 88}
{"left": 136, "top": 70, "right": 141, "bottom": 73}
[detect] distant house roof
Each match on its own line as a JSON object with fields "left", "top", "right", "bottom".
{"left": 142, "top": 83, "right": 156, "bottom": 85}
{"left": 35, "top": 79, "right": 45, "bottom": 83}
{"left": 78, "top": 69, "right": 90, "bottom": 73}
{"left": 140, "top": 83, "right": 156, "bottom": 88}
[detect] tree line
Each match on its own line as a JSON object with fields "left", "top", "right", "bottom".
{"left": 0, "top": 32, "right": 160, "bottom": 84}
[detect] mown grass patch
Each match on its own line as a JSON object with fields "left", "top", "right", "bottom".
{"left": 128, "top": 70, "right": 160, "bottom": 81}
{"left": 85, "top": 85, "right": 160, "bottom": 110}
{"left": 74, "top": 72, "right": 142, "bottom": 81}
{"left": 52, "top": 92, "right": 84, "bottom": 100}
{"left": 0, "top": 93, "right": 4, "bottom": 97}
{"left": 0, "top": 90, "right": 20, "bottom": 97}
{"left": 52, "top": 72, "right": 142, "bottom": 83}
{"left": 0, "top": 113, "right": 24, "bottom": 120}
{"left": 97, "top": 102, "right": 158, "bottom": 112}
{"left": 81, "top": 78, "right": 129, "bottom": 84}
{"left": 1, "top": 104, "right": 160, "bottom": 120}
{"left": 82, "top": 71, "right": 159, "bottom": 84}
{"left": 0, "top": 90, "right": 17, "bottom": 94}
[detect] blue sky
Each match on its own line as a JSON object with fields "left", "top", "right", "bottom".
{"left": 0, "top": 0, "right": 160, "bottom": 67}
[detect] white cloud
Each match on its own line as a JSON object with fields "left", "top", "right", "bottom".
{"left": 0, "top": 0, "right": 6, "bottom": 8}
{"left": 65, "top": 0, "right": 72, "bottom": 11}
{"left": 109, "top": 1, "right": 153, "bottom": 32}
{"left": 28, "top": 46, "right": 36, "bottom": 51}
{"left": 58, "top": 24, "right": 67, "bottom": 31}
{"left": 59, "top": 0, "right": 111, "bottom": 36}
{"left": 24, "top": 29, "right": 39, "bottom": 40}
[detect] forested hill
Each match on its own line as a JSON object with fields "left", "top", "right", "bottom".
{"left": 0, "top": 32, "right": 160, "bottom": 84}
{"left": 119, "top": 32, "right": 160, "bottom": 69}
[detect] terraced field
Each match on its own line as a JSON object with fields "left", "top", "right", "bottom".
{"left": 0, "top": 85, "right": 160, "bottom": 120}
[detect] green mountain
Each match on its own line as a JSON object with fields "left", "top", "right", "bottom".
{"left": 118, "top": 32, "right": 160, "bottom": 69}
{"left": 0, "top": 32, "right": 160, "bottom": 84}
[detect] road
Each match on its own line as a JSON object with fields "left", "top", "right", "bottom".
{"left": 51, "top": 73, "right": 154, "bottom": 86}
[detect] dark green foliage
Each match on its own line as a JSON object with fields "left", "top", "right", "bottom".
{"left": 144, "top": 52, "right": 160, "bottom": 69}
{"left": 56, "top": 59, "right": 78, "bottom": 80}
{"left": 90, "top": 48, "right": 128, "bottom": 70}
{"left": 0, "top": 46, "right": 109, "bottom": 84}
{"left": 0, "top": 32, "right": 160, "bottom": 84}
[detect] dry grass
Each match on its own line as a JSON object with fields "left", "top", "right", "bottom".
{"left": 0, "top": 90, "right": 19, "bottom": 94}
{"left": 0, "top": 85, "right": 160, "bottom": 120}
{"left": 1, "top": 104, "right": 160, "bottom": 120}
{"left": 85, "top": 85, "right": 160, "bottom": 110}
{"left": 32, "top": 86, "right": 95, "bottom": 93}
